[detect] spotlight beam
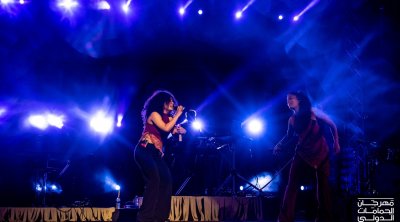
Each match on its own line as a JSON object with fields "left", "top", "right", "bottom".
{"left": 57, "top": 0, "right": 79, "bottom": 9}
{"left": 183, "top": 0, "right": 193, "bottom": 9}
{"left": 236, "top": 0, "right": 256, "bottom": 19}
{"left": 242, "top": 0, "right": 256, "bottom": 12}
{"left": 293, "top": 0, "right": 320, "bottom": 21}
{"left": 122, "top": 0, "right": 132, "bottom": 13}
{"left": 179, "top": 0, "right": 193, "bottom": 15}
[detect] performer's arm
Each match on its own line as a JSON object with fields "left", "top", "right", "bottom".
{"left": 172, "top": 124, "right": 187, "bottom": 135}
{"left": 273, "top": 117, "right": 295, "bottom": 155}
{"left": 148, "top": 106, "right": 184, "bottom": 132}
{"left": 319, "top": 115, "right": 340, "bottom": 154}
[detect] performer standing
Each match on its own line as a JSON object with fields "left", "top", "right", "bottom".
{"left": 273, "top": 91, "right": 340, "bottom": 222}
{"left": 134, "top": 90, "right": 186, "bottom": 222}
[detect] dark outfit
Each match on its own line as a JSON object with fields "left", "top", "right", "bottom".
{"left": 134, "top": 113, "right": 172, "bottom": 222}
{"left": 278, "top": 112, "right": 332, "bottom": 222}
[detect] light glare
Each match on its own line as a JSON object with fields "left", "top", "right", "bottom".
{"left": 246, "top": 119, "right": 263, "bottom": 135}
{"left": 114, "top": 185, "right": 121, "bottom": 191}
{"left": 57, "top": 0, "right": 79, "bottom": 10}
{"left": 179, "top": 7, "right": 185, "bottom": 15}
{"left": 116, "top": 114, "right": 123, "bottom": 127}
{"left": 191, "top": 120, "right": 203, "bottom": 131}
{"left": 47, "top": 114, "right": 64, "bottom": 129}
{"left": 235, "top": 11, "right": 242, "bottom": 19}
{"left": 1, "top": 0, "right": 13, "bottom": 4}
{"left": 89, "top": 111, "right": 114, "bottom": 134}
{"left": 246, "top": 172, "right": 279, "bottom": 192}
{"left": 28, "top": 115, "right": 49, "bottom": 130}
{"left": 0, "top": 107, "right": 6, "bottom": 117}
{"left": 122, "top": 4, "right": 129, "bottom": 13}
{"left": 35, "top": 184, "right": 42, "bottom": 192}
{"left": 97, "top": 0, "right": 110, "bottom": 10}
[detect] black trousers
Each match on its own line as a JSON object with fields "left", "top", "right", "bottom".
{"left": 134, "top": 143, "right": 172, "bottom": 222}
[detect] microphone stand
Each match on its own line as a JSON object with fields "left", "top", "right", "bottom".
{"left": 215, "top": 142, "right": 263, "bottom": 196}
{"left": 259, "top": 157, "right": 292, "bottom": 192}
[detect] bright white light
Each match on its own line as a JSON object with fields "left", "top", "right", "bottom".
{"left": 246, "top": 119, "right": 263, "bottom": 135}
{"left": 247, "top": 172, "right": 279, "bottom": 192}
{"left": 278, "top": 15, "right": 283, "bottom": 20}
{"left": 35, "top": 184, "right": 42, "bottom": 192}
{"left": 122, "top": 0, "right": 131, "bottom": 13}
{"left": 179, "top": 7, "right": 185, "bottom": 15}
{"left": 116, "top": 114, "right": 123, "bottom": 127}
{"left": 1, "top": 0, "right": 13, "bottom": 4}
{"left": 178, "top": 0, "right": 193, "bottom": 16}
{"left": 239, "top": 186, "right": 244, "bottom": 191}
{"left": 191, "top": 120, "right": 203, "bottom": 131}
{"left": 300, "top": 185, "right": 305, "bottom": 191}
{"left": 19, "top": 0, "right": 24, "bottom": 4}
{"left": 57, "top": 0, "right": 79, "bottom": 10}
{"left": 104, "top": 174, "right": 121, "bottom": 192}
{"left": 90, "top": 111, "right": 114, "bottom": 134}
{"left": 235, "top": 0, "right": 254, "bottom": 20}
{"left": 235, "top": 11, "right": 242, "bottom": 19}
{"left": 198, "top": 9, "right": 203, "bottom": 15}
{"left": 292, "top": 0, "right": 319, "bottom": 23}
{"left": 0, "top": 107, "right": 6, "bottom": 117}
{"left": 28, "top": 115, "right": 49, "bottom": 130}
{"left": 47, "top": 114, "right": 64, "bottom": 129}
{"left": 28, "top": 113, "right": 64, "bottom": 130}
{"left": 122, "top": 4, "right": 129, "bottom": 13}
{"left": 97, "top": 0, "right": 110, "bottom": 10}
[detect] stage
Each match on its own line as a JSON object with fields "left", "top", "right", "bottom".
{"left": 0, "top": 194, "right": 378, "bottom": 221}
{"left": 0, "top": 196, "right": 280, "bottom": 221}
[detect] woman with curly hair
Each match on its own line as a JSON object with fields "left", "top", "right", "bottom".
{"left": 134, "top": 90, "right": 186, "bottom": 222}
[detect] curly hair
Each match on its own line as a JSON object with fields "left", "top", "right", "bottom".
{"left": 141, "top": 90, "right": 178, "bottom": 125}
{"left": 287, "top": 91, "right": 312, "bottom": 133}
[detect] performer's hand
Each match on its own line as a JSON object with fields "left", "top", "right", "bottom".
{"left": 175, "top": 105, "right": 185, "bottom": 116}
{"left": 333, "top": 142, "right": 340, "bottom": 155}
{"left": 176, "top": 125, "right": 186, "bottom": 134}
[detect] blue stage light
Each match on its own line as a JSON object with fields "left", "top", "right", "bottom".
{"left": 89, "top": 111, "right": 114, "bottom": 134}
{"left": 244, "top": 118, "right": 264, "bottom": 136}
{"left": 97, "top": 0, "right": 110, "bottom": 10}
{"left": 28, "top": 115, "right": 49, "bottom": 130}
{"left": 179, "top": 7, "right": 185, "bottom": 15}
{"left": 191, "top": 119, "right": 203, "bottom": 131}
{"left": 57, "top": 0, "right": 79, "bottom": 11}
{"left": 235, "top": 11, "right": 242, "bottom": 19}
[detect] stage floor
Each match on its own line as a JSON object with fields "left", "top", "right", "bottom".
{"left": 0, "top": 194, "right": 385, "bottom": 221}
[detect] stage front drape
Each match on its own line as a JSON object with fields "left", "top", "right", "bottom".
{"left": 0, "top": 196, "right": 264, "bottom": 221}
{"left": 0, "top": 207, "right": 115, "bottom": 221}
{"left": 169, "top": 196, "right": 263, "bottom": 221}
